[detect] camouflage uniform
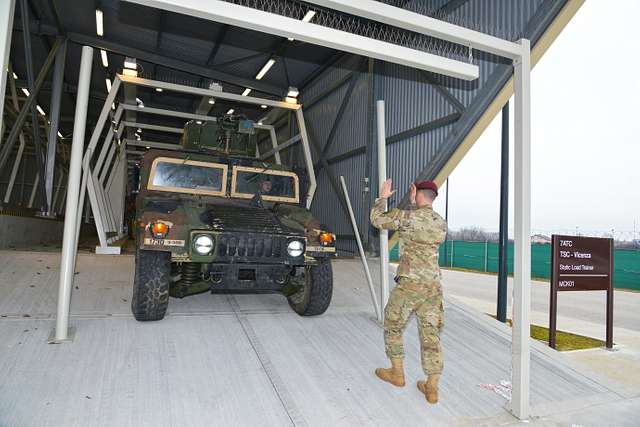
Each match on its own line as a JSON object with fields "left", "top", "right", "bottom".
{"left": 370, "top": 197, "right": 447, "bottom": 375}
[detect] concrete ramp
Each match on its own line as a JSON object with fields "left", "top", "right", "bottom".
{"left": 0, "top": 251, "right": 631, "bottom": 426}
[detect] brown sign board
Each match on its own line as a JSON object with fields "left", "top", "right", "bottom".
{"left": 549, "top": 235, "right": 614, "bottom": 349}
{"left": 551, "top": 235, "right": 613, "bottom": 291}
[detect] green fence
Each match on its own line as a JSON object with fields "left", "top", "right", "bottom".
{"left": 391, "top": 240, "right": 640, "bottom": 291}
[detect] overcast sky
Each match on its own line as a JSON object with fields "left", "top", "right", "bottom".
{"left": 431, "top": 0, "right": 640, "bottom": 240}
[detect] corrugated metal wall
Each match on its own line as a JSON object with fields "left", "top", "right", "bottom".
{"left": 298, "top": 0, "right": 554, "bottom": 255}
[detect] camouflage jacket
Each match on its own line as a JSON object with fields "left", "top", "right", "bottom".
{"left": 370, "top": 198, "right": 447, "bottom": 283}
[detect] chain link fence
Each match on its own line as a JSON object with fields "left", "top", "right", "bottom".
{"left": 391, "top": 240, "right": 640, "bottom": 291}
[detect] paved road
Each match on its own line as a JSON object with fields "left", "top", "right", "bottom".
{"left": 440, "top": 268, "right": 640, "bottom": 394}
{"left": 441, "top": 269, "right": 639, "bottom": 337}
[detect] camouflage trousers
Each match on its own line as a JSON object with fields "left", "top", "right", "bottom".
{"left": 383, "top": 278, "right": 444, "bottom": 375}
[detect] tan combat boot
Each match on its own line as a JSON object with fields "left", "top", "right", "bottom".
{"left": 375, "top": 358, "right": 405, "bottom": 387}
{"left": 417, "top": 374, "right": 440, "bottom": 404}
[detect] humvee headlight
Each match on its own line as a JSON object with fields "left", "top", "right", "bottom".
{"left": 287, "top": 240, "right": 304, "bottom": 257}
{"left": 193, "top": 235, "right": 214, "bottom": 255}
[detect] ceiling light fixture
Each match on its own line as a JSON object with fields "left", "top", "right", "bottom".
{"left": 155, "top": 87, "right": 163, "bottom": 92}
{"left": 57, "top": 131, "right": 63, "bottom": 138}
{"left": 95, "top": 9, "right": 104, "bottom": 37}
{"left": 100, "top": 50, "right": 108, "bottom": 67}
{"left": 287, "top": 86, "right": 299, "bottom": 98}
{"left": 241, "top": 88, "right": 252, "bottom": 97}
{"left": 226, "top": 108, "right": 234, "bottom": 115}
{"left": 255, "top": 58, "right": 275, "bottom": 80}
{"left": 12, "top": 72, "right": 18, "bottom": 79}
{"left": 21, "top": 88, "right": 30, "bottom": 97}
{"left": 105, "top": 78, "right": 112, "bottom": 92}
{"left": 36, "top": 105, "right": 46, "bottom": 116}
{"left": 208, "top": 97, "right": 215, "bottom": 105}
{"left": 123, "top": 57, "right": 137, "bottom": 77}
{"left": 302, "top": 10, "right": 316, "bottom": 22}
{"left": 260, "top": 105, "right": 267, "bottom": 109}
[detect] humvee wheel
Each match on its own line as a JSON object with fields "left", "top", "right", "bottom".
{"left": 131, "top": 249, "right": 171, "bottom": 321}
{"left": 287, "top": 259, "right": 333, "bottom": 316}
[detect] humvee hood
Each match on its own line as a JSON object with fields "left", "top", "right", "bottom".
{"left": 200, "top": 203, "right": 302, "bottom": 236}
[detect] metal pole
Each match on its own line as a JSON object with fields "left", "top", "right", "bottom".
{"left": 4, "top": 65, "right": 27, "bottom": 205}
{"left": 268, "top": 126, "right": 281, "bottom": 165}
{"left": 294, "top": 108, "right": 317, "bottom": 208}
{"left": 52, "top": 46, "right": 93, "bottom": 343}
{"left": 45, "top": 39, "right": 67, "bottom": 216}
{"left": 606, "top": 238, "right": 614, "bottom": 349}
{"left": 340, "top": 176, "right": 382, "bottom": 322}
{"left": 484, "top": 240, "right": 488, "bottom": 272}
{"left": 20, "top": 0, "right": 47, "bottom": 211}
{"left": 376, "top": 100, "right": 390, "bottom": 312}
{"left": 0, "top": 38, "right": 61, "bottom": 173}
{"left": 511, "top": 39, "right": 531, "bottom": 420}
{"left": 444, "top": 178, "right": 449, "bottom": 265}
{"left": 497, "top": 101, "right": 509, "bottom": 323}
{"left": 0, "top": 0, "right": 16, "bottom": 136}
{"left": 27, "top": 173, "right": 39, "bottom": 208}
{"left": 450, "top": 240, "right": 454, "bottom": 267}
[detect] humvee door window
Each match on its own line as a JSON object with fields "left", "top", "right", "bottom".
{"left": 232, "top": 166, "right": 299, "bottom": 204}
{"left": 149, "top": 157, "right": 227, "bottom": 196}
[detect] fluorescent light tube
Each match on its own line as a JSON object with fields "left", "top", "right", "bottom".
{"left": 226, "top": 108, "right": 234, "bottom": 115}
{"left": 255, "top": 58, "right": 275, "bottom": 80}
{"left": 302, "top": 11, "right": 316, "bottom": 22}
{"left": 36, "top": 105, "right": 46, "bottom": 116}
{"left": 105, "top": 78, "right": 112, "bottom": 92}
{"left": 241, "top": 88, "right": 252, "bottom": 96}
{"left": 21, "top": 88, "right": 30, "bottom": 97}
{"left": 100, "top": 50, "right": 108, "bottom": 67}
{"left": 96, "top": 9, "right": 104, "bottom": 36}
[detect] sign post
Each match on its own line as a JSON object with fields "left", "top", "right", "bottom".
{"left": 549, "top": 235, "right": 614, "bottom": 349}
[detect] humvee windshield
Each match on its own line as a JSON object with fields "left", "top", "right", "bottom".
{"left": 148, "top": 157, "right": 227, "bottom": 196}
{"left": 232, "top": 166, "right": 299, "bottom": 203}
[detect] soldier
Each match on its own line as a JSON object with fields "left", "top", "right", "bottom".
{"left": 370, "top": 178, "right": 447, "bottom": 404}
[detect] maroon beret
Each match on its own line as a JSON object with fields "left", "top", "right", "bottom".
{"left": 415, "top": 180, "right": 438, "bottom": 195}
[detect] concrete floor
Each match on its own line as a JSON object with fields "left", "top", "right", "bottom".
{"left": 0, "top": 251, "right": 636, "bottom": 426}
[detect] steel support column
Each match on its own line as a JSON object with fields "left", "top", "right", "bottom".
{"left": 21, "top": 0, "right": 47, "bottom": 211}
{"left": 0, "top": 39, "right": 61, "bottom": 173}
{"left": 376, "top": 100, "right": 390, "bottom": 312}
{"left": 53, "top": 46, "right": 93, "bottom": 343}
{"left": 45, "top": 38, "right": 67, "bottom": 215}
{"left": 0, "top": 0, "right": 16, "bottom": 135}
{"left": 497, "top": 102, "right": 509, "bottom": 323}
{"left": 511, "top": 39, "right": 531, "bottom": 420}
{"left": 294, "top": 109, "right": 317, "bottom": 208}
{"left": 3, "top": 65, "right": 27, "bottom": 205}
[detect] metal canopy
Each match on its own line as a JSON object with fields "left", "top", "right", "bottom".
{"left": 124, "top": 0, "right": 480, "bottom": 80}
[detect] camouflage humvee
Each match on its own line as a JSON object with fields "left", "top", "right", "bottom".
{"left": 131, "top": 115, "right": 336, "bottom": 321}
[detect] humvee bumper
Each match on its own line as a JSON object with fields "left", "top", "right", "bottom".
{"left": 206, "top": 263, "right": 292, "bottom": 292}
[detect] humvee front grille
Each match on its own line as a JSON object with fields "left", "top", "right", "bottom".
{"left": 217, "top": 234, "right": 287, "bottom": 260}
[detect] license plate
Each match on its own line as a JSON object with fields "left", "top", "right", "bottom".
{"left": 306, "top": 245, "right": 336, "bottom": 253}
{"left": 144, "top": 238, "right": 185, "bottom": 247}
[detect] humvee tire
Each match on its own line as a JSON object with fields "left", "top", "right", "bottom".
{"left": 131, "top": 249, "right": 171, "bottom": 321}
{"left": 288, "top": 259, "right": 333, "bottom": 316}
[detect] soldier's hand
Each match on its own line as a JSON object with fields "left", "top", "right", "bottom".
{"left": 410, "top": 183, "right": 417, "bottom": 204}
{"left": 380, "top": 179, "right": 395, "bottom": 199}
